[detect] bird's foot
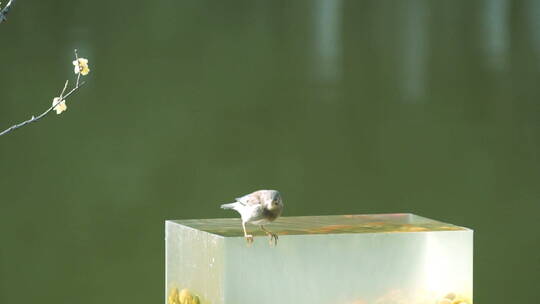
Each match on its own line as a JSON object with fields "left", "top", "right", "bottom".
{"left": 267, "top": 232, "right": 278, "bottom": 246}
{"left": 244, "top": 234, "right": 254, "bottom": 245}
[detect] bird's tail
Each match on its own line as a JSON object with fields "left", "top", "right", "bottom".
{"left": 220, "top": 202, "right": 236, "bottom": 210}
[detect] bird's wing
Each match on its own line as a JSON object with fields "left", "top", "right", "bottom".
{"left": 235, "top": 191, "right": 262, "bottom": 206}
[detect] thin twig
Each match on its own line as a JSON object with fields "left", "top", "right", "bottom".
{"left": 60, "top": 80, "right": 69, "bottom": 99}
{"left": 0, "top": 49, "right": 89, "bottom": 137}
{"left": 0, "top": 0, "right": 16, "bottom": 24}
{"left": 74, "top": 49, "right": 81, "bottom": 87}
{"left": 0, "top": 82, "right": 86, "bottom": 137}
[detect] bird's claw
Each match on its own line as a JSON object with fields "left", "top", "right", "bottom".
{"left": 268, "top": 233, "right": 278, "bottom": 246}
{"left": 245, "top": 234, "right": 254, "bottom": 245}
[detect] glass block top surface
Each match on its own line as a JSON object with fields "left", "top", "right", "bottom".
{"left": 169, "top": 213, "right": 469, "bottom": 237}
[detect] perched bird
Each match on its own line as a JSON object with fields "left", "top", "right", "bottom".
{"left": 221, "top": 190, "right": 284, "bottom": 245}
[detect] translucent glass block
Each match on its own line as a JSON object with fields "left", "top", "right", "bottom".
{"left": 165, "top": 214, "right": 473, "bottom": 304}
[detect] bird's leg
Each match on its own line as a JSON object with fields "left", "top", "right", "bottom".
{"left": 260, "top": 225, "right": 278, "bottom": 246}
{"left": 242, "top": 221, "right": 253, "bottom": 245}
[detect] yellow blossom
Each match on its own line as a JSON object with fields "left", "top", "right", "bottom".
{"left": 73, "top": 58, "right": 90, "bottom": 76}
{"left": 52, "top": 97, "right": 67, "bottom": 114}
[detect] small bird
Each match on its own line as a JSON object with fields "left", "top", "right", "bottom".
{"left": 221, "top": 189, "right": 284, "bottom": 245}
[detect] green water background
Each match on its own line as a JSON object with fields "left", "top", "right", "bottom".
{"left": 1, "top": 0, "right": 538, "bottom": 303}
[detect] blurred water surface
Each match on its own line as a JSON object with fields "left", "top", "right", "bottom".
{"left": 0, "top": 1, "right": 539, "bottom": 303}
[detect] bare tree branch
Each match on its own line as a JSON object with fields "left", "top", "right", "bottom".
{"left": 0, "top": 0, "right": 16, "bottom": 24}
{"left": 0, "top": 50, "right": 90, "bottom": 137}
{"left": 0, "top": 82, "right": 87, "bottom": 136}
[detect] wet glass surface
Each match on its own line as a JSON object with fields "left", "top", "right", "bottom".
{"left": 172, "top": 214, "right": 468, "bottom": 237}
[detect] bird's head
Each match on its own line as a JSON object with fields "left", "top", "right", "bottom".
{"left": 265, "top": 190, "right": 283, "bottom": 211}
